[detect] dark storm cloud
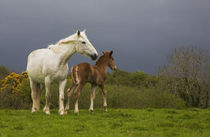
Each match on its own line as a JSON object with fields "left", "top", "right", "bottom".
{"left": 1, "top": 0, "right": 210, "bottom": 74}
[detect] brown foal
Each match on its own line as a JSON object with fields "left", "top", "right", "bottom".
{"left": 64, "top": 50, "right": 117, "bottom": 114}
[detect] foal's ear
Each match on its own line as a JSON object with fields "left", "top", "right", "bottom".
{"left": 109, "top": 50, "right": 113, "bottom": 57}
{"left": 110, "top": 50, "right": 113, "bottom": 56}
{"left": 77, "top": 30, "right": 80, "bottom": 36}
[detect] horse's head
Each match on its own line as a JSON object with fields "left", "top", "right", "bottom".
{"left": 75, "top": 30, "right": 98, "bottom": 60}
{"left": 103, "top": 50, "right": 117, "bottom": 70}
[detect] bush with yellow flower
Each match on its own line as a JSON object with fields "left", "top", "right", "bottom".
{"left": 0, "top": 71, "right": 31, "bottom": 109}
{"left": 0, "top": 71, "right": 28, "bottom": 92}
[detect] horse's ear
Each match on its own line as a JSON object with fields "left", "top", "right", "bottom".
{"left": 102, "top": 51, "right": 105, "bottom": 54}
{"left": 110, "top": 50, "right": 113, "bottom": 56}
{"left": 77, "top": 30, "right": 80, "bottom": 36}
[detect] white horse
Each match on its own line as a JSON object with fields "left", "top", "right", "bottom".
{"left": 26, "top": 30, "right": 98, "bottom": 115}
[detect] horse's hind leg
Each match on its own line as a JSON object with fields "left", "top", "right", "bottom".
{"left": 29, "top": 78, "right": 38, "bottom": 113}
{"left": 43, "top": 77, "right": 51, "bottom": 115}
{"left": 64, "top": 82, "right": 77, "bottom": 113}
{"left": 89, "top": 85, "right": 96, "bottom": 112}
{"left": 35, "top": 83, "right": 41, "bottom": 111}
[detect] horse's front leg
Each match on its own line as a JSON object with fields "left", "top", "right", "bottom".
{"left": 29, "top": 78, "right": 37, "bottom": 113}
{"left": 89, "top": 85, "right": 96, "bottom": 112}
{"left": 58, "top": 79, "right": 67, "bottom": 115}
{"left": 43, "top": 77, "right": 51, "bottom": 115}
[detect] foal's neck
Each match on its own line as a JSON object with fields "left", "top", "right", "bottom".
{"left": 95, "top": 60, "right": 108, "bottom": 73}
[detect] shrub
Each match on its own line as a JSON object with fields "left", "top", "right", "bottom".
{"left": 0, "top": 71, "right": 185, "bottom": 110}
{"left": 106, "top": 70, "right": 158, "bottom": 88}
{"left": 0, "top": 65, "right": 10, "bottom": 80}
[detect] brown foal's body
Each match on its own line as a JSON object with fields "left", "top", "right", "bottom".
{"left": 65, "top": 51, "right": 117, "bottom": 114}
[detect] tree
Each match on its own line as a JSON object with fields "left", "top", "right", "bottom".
{"left": 0, "top": 66, "right": 10, "bottom": 80}
{"left": 158, "top": 47, "right": 210, "bottom": 107}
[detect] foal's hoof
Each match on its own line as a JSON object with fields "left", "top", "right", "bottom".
{"left": 43, "top": 108, "right": 50, "bottom": 115}
{"left": 44, "top": 111, "right": 50, "bottom": 115}
{"left": 32, "top": 108, "right": 37, "bottom": 113}
{"left": 32, "top": 107, "right": 40, "bottom": 113}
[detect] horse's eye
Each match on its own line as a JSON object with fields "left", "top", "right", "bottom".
{"left": 82, "top": 41, "right": 86, "bottom": 44}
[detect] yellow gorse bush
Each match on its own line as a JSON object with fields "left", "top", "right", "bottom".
{"left": 0, "top": 71, "right": 28, "bottom": 92}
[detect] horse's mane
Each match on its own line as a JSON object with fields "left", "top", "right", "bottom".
{"left": 47, "top": 33, "right": 76, "bottom": 52}
{"left": 48, "top": 44, "right": 57, "bottom": 49}
{"left": 56, "top": 34, "right": 76, "bottom": 45}
{"left": 56, "top": 31, "right": 87, "bottom": 45}
{"left": 47, "top": 31, "right": 87, "bottom": 53}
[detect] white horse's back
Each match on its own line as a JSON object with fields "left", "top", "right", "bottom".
{"left": 27, "top": 49, "right": 50, "bottom": 83}
{"left": 27, "top": 48, "right": 65, "bottom": 83}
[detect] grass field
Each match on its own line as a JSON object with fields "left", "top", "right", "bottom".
{"left": 0, "top": 108, "right": 210, "bottom": 137}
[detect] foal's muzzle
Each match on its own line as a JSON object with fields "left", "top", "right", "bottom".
{"left": 90, "top": 54, "right": 98, "bottom": 60}
{"left": 113, "top": 65, "right": 117, "bottom": 71}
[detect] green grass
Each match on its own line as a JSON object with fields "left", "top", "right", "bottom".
{"left": 0, "top": 108, "right": 210, "bottom": 137}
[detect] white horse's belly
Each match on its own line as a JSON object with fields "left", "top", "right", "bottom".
{"left": 27, "top": 49, "right": 68, "bottom": 83}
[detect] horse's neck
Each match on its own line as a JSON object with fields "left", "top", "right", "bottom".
{"left": 50, "top": 44, "right": 76, "bottom": 65}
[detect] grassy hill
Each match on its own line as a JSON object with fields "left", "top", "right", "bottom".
{"left": 0, "top": 108, "right": 210, "bottom": 137}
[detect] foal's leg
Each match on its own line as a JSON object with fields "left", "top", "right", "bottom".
{"left": 100, "top": 85, "right": 108, "bottom": 112}
{"left": 64, "top": 82, "right": 77, "bottom": 113}
{"left": 74, "top": 83, "right": 85, "bottom": 114}
{"left": 29, "top": 78, "right": 38, "bottom": 113}
{"left": 89, "top": 85, "right": 96, "bottom": 112}
{"left": 58, "top": 79, "right": 67, "bottom": 115}
{"left": 43, "top": 77, "right": 51, "bottom": 114}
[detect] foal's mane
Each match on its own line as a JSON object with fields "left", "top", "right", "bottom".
{"left": 95, "top": 54, "right": 107, "bottom": 65}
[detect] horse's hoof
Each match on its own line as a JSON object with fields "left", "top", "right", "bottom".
{"left": 59, "top": 112, "right": 64, "bottom": 115}
{"left": 59, "top": 110, "right": 65, "bottom": 115}
{"left": 104, "top": 106, "right": 107, "bottom": 112}
{"left": 89, "top": 109, "right": 94, "bottom": 113}
{"left": 74, "top": 111, "right": 79, "bottom": 115}
{"left": 64, "top": 111, "right": 68, "bottom": 115}
{"left": 64, "top": 108, "right": 69, "bottom": 112}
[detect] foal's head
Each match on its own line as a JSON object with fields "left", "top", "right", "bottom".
{"left": 97, "top": 50, "right": 117, "bottom": 70}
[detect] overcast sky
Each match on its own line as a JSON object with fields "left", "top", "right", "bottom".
{"left": 0, "top": 0, "right": 210, "bottom": 74}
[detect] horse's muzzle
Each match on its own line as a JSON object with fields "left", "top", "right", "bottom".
{"left": 90, "top": 54, "right": 98, "bottom": 60}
